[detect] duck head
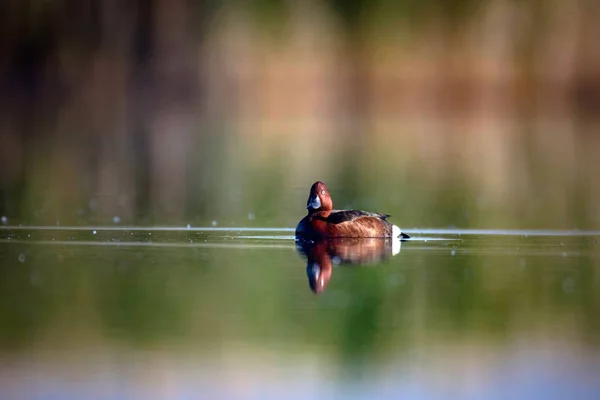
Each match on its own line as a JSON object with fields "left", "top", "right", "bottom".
{"left": 306, "top": 181, "right": 333, "bottom": 215}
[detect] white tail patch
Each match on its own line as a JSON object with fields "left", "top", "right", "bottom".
{"left": 392, "top": 225, "right": 401, "bottom": 238}
{"left": 392, "top": 225, "right": 402, "bottom": 255}
{"left": 392, "top": 237, "right": 401, "bottom": 255}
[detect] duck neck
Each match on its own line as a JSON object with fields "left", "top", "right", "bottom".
{"left": 310, "top": 209, "right": 331, "bottom": 218}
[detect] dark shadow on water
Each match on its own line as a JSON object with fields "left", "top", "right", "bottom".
{"left": 295, "top": 237, "right": 403, "bottom": 294}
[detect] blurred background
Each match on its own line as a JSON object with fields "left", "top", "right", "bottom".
{"left": 1, "top": 1, "right": 600, "bottom": 399}
{"left": 1, "top": 0, "right": 599, "bottom": 229}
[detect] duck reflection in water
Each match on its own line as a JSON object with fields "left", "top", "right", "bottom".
{"left": 296, "top": 237, "right": 403, "bottom": 294}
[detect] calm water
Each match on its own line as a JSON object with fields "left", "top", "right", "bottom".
{"left": 0, "top": 227, "right": 599, "bottom": 399}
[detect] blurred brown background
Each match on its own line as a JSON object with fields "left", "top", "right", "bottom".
{"left": 1, "top": 0, "right": 599, "bottom": 229}
{"left": 1, "top": 3, "right": 600, "bottom": 397}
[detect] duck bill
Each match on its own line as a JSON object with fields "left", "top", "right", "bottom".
{"left": 308, "top": 262, "right": 320, "bottom": 281}
{"left": 306, "top": 195, "right": 321, "bottom": 210}
{"left": 307, "top": 262, "right": 326, "bottom": 294}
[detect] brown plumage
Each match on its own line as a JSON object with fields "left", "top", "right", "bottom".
{"left": 297, "top": 237, "right": 402, "bottom": 294}
{"left": 295, "top": 181, "right": 409, "bottom": 239}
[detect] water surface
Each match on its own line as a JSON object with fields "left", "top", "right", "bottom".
{"left": 0, "top": 227, "right": 599, "bottom": 399}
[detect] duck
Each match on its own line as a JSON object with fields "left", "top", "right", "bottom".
{"left": 297, "top": 237, "right": 403, "bottom": 294}
{"left": 295, "top": 181, "right": 410, "bottom": 239}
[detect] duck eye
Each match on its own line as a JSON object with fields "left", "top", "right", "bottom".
{"left": 321, "top": 190, "right": 325, "bottom": 195}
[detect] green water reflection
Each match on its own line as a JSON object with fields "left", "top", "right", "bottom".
{"left": 0, "top": 231, "right": 598, "bottom": 398}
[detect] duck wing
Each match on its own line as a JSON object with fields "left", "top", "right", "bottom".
{"left": 327, "top": 210, "right": 390, "bottom": 224}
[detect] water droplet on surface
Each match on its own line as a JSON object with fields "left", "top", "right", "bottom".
{"left": 18, "top": 253, "right": 26, "bottom": 263}
{"left": 113, "top": 216, "right": 120, "bottom": 224}
{"left": 212, "top": 220, "right": 217, "bottom": 226}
